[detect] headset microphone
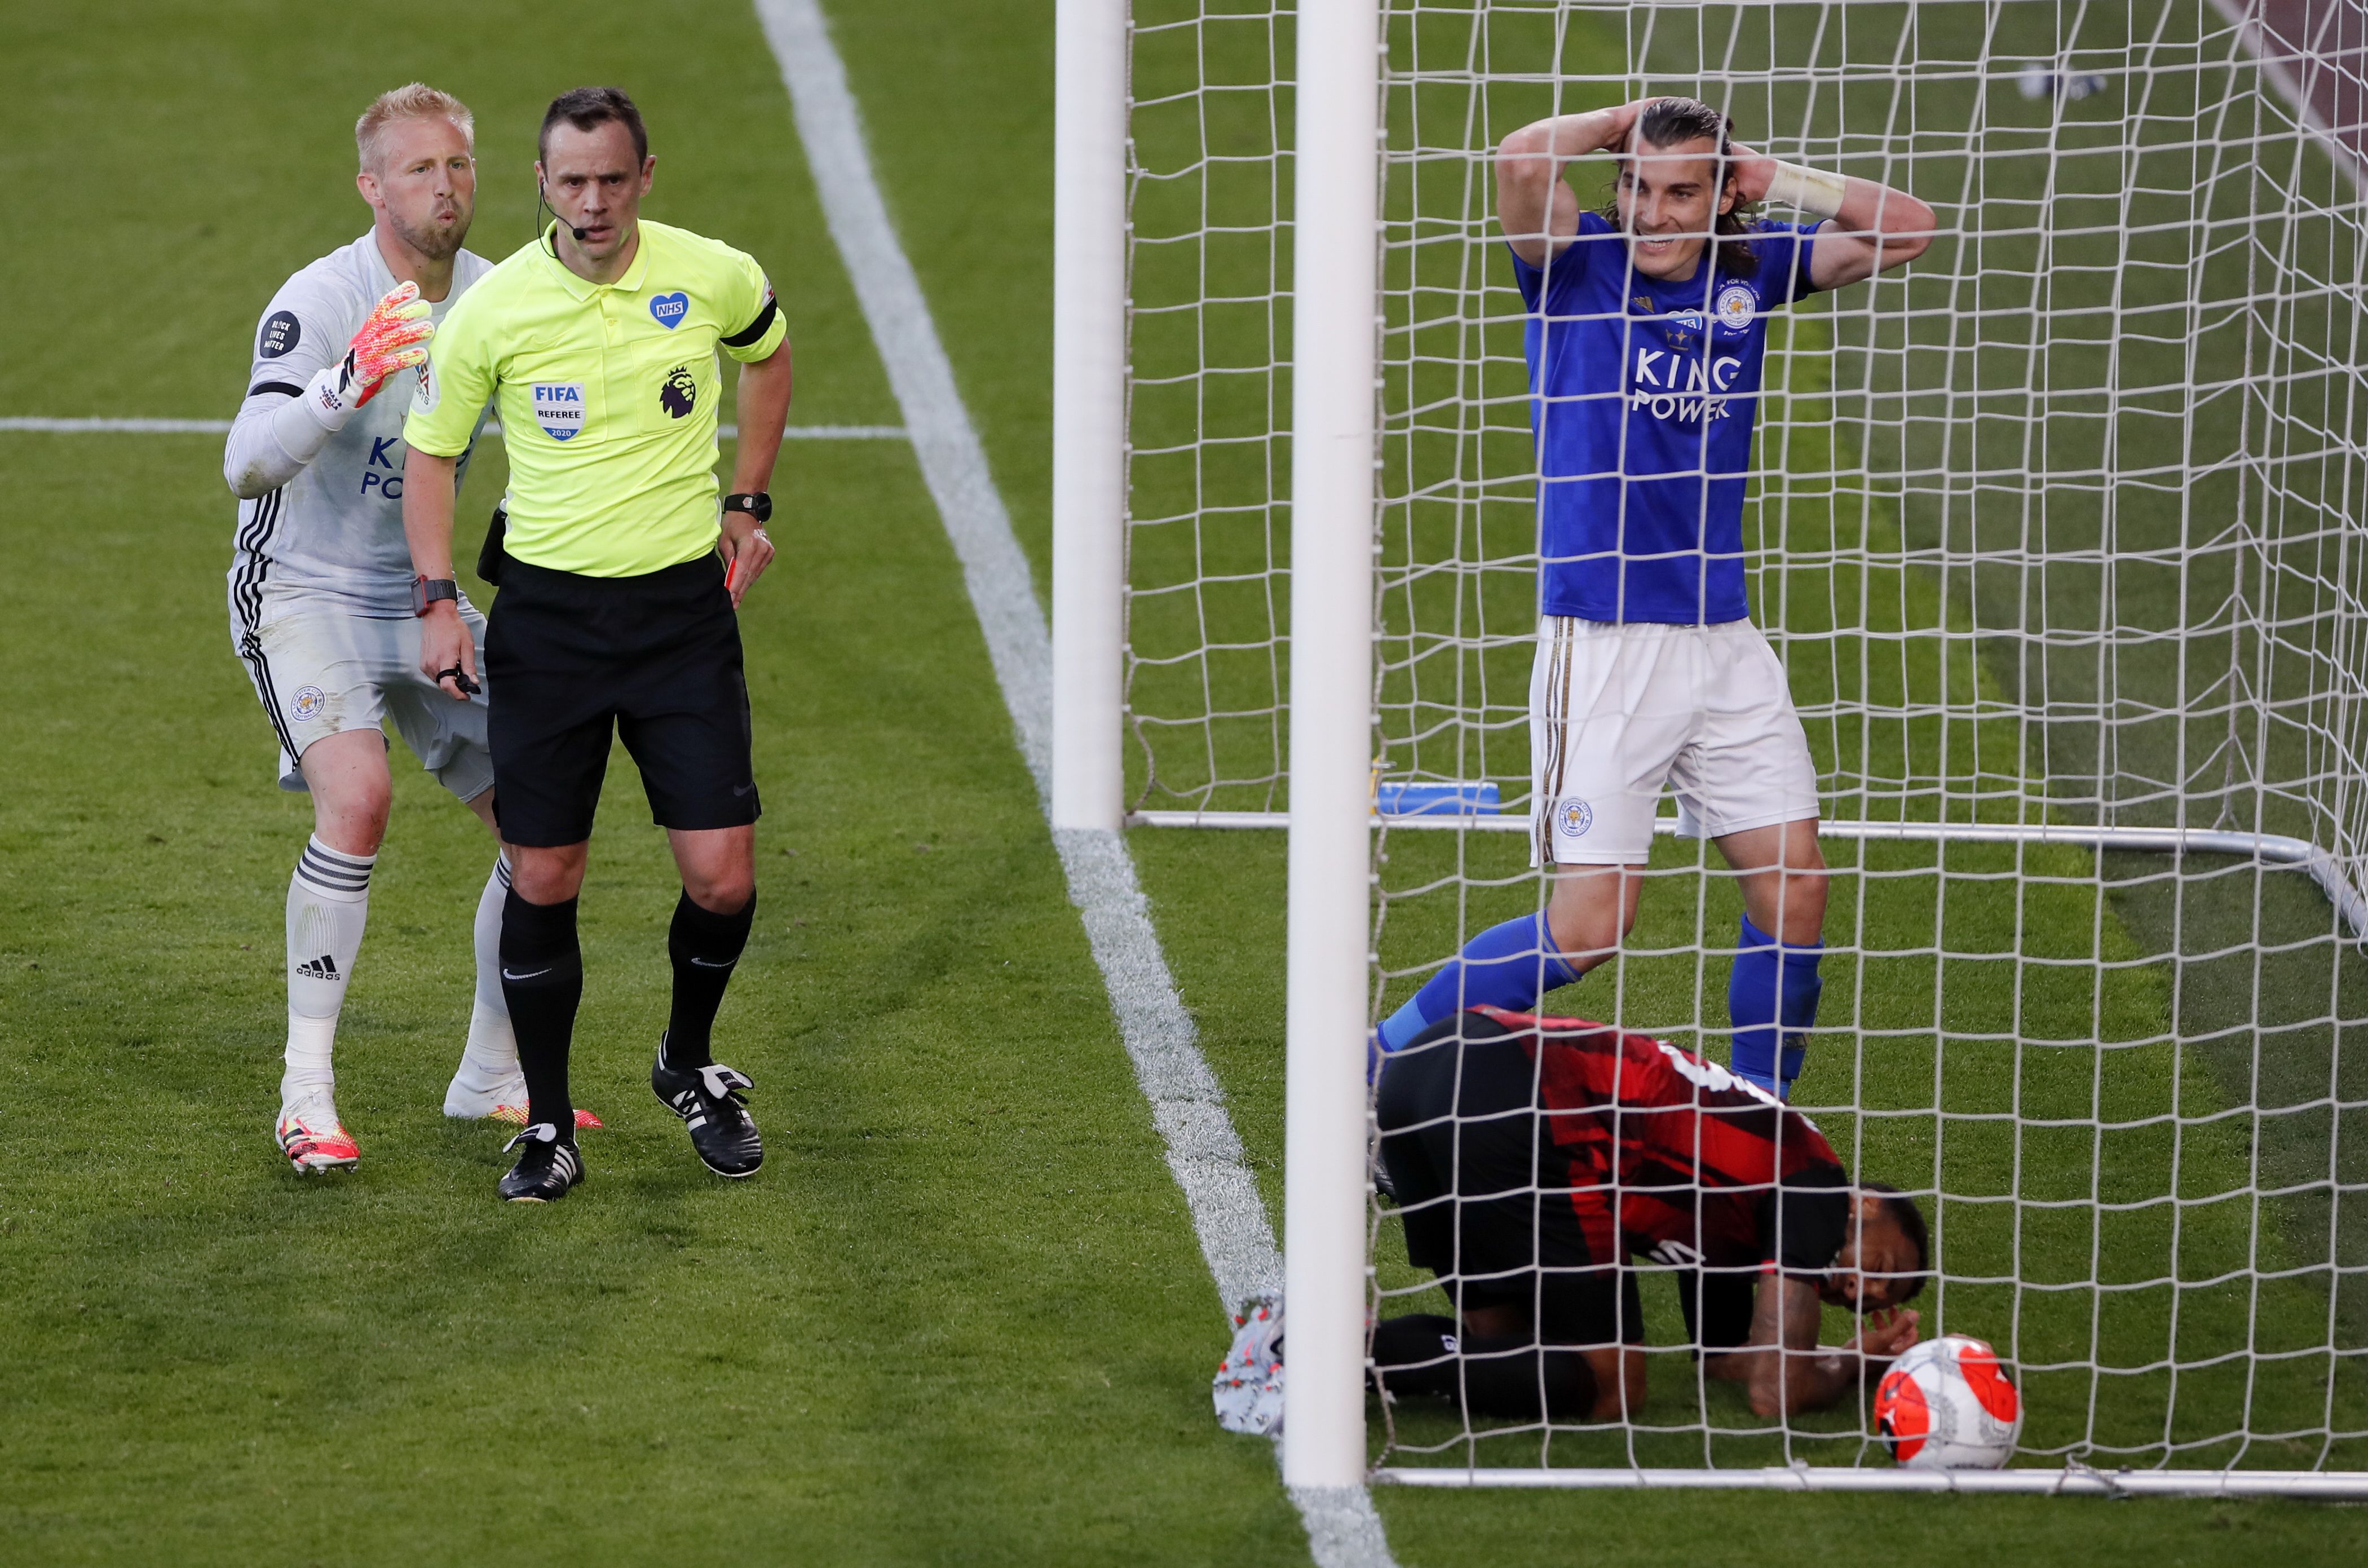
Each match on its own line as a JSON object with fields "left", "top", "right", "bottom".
{"left": 536, "top": 184, "right": 591, "bottom": 250}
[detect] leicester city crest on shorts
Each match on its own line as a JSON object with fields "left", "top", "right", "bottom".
{"left": 532, "top": 382, "right": 587, "bottom": 441}
{"left": 1714, "top": 281, "right": 1757, "bottom": 333}
{"left": 1555, "top": 796, "right": 1593, "bottom": 839}
{"left": 291, "top": 686, "right": 326, "bottom": 722}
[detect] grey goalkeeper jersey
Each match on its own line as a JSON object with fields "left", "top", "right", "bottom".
{"left": 224, "top": 232, "right": 493, "bottom": 633}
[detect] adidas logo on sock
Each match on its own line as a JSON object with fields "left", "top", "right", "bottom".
{"left": 295, "top": 953, "right": 341, "bottom": 981}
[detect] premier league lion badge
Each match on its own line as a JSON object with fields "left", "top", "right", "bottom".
{"left": 659, "top": 365, "right": 697, "bottom": 419}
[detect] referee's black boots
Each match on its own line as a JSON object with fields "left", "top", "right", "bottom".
{"left": 651, "top": 1037, "right": 765, "bottom": 1178}
{"left": 498, "top": 1123, "right": 586, "bottom": 1203}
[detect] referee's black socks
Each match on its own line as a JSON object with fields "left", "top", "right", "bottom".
{"left": 662, "top": 890, "right": 754, "bottom": 1072}
{"left": 500, "top": 891, "right": 583, "bottom": 1138}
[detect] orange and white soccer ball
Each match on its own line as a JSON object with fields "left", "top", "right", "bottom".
{"left": 1875, "top": 1335, "right": 2023, "bottom": 1469}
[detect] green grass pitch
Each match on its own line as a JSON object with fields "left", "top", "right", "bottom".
{"left": 1, "top": 0, "right": 2365, "bottom": 1562}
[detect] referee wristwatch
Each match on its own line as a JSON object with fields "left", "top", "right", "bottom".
{"left": 413, "top": 575, "right": 459, "bottom": 616}
{"left": 722, "top": 492, "right": 773, "bottom": 524}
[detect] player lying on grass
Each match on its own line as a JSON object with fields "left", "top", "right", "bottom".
{"left": 1372, "top": 98, "right": 1936, "bottom": 1100}
{"left": 223, "top": 84, "right": 594, "bottom": 1174}
{"left": 1369, "top": 1008, "right": 1925, "bottom": 1421}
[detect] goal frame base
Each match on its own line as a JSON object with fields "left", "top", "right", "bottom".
{"left": 1127, "top": 812, "right": 2368, "bottom": 939}
{"left": 1374, "top": 1465, "right": 2368, "bottom": 1498}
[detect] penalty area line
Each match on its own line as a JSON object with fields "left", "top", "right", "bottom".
{"left": 0, "top": 417, "right": 911, "bottom": 440}
{"left": 751, "top": 3, "right": 1399, "bottom": 1565}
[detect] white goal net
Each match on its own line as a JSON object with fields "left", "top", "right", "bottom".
{"left": 1121, "top": 0, "right": 2368, "bottom": 1487}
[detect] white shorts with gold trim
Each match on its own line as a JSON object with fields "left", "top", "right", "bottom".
{"left": 1528, "top": 616, "right": 1819, "bottom": 866}
{"left": 232, "top": 585, "right": 492, "bottom": 801}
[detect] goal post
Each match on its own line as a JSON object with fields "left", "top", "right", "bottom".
{"left": 1281, "top": 0, "right": 1384, "bottom": 1490}
{"left": 1050, "top": 0, "right": 1128, "bottom": 833}
{"left": 1086, "top": 0, "right": 2368, "bottom": 1493}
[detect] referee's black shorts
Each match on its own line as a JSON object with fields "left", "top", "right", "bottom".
{"left": 1376, "top": 1020, "right": 1642, "bottom": 1348}
{"left": 484, "top": 554, "right": 759, "bottom": 848}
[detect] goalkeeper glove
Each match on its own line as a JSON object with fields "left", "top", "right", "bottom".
{"left": 303, "top": 281, "right": 434, "bottom": 429}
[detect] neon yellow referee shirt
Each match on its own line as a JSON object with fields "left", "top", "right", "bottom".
{"left": 404, "top": 219, "right": 788, "bottom": 577}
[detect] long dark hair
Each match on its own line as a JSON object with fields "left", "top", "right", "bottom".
{"left": 1595, "top": 96, "right": 1761, "bottom": 277}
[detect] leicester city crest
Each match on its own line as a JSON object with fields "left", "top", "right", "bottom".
{"left": 1714, "top": 281, "right": 1757, "bottom": 332}
{"left": 1555, "top": 796, "right": 1594, "bottom": 838}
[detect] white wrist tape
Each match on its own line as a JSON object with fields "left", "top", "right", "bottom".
{"left": 1763, "top": 160, "right": 1849, "bottom": 219}
{"left": 301, "top": 361, "right": 359, "bottom": 432}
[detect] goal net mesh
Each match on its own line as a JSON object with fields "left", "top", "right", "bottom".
{"left": 1128, "top": 0, "right": 2368, "bottom": 1476}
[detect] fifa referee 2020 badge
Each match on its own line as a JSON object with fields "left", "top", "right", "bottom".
{"left": 400, "top": 85, "right": 793, "bottom": 1204}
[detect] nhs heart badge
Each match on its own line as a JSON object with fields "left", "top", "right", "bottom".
{"left": 649, "top": 291, "right": 690, "bottom": 329}
{"left": 532, "top": 382, "right": 587, "bottom": 441}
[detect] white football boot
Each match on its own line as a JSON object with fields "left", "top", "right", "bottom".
{"left": 1212, "top": 1293, "right": 1286, "bottom": 1435}
{"left": 275, "top": 1090, "right": 360, "bottom": 1173}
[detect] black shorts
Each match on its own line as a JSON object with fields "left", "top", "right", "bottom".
{"left": 1376, "top": 1028, "right": 1643, "bottom": 1348}
{"left": 484, "top": 555, "right": 759, "bottom": 847}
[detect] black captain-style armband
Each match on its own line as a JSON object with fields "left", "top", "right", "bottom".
{"left": 722, "top": 492, "right": 773, "bottom": 525}
{"left": 413, "top": 575, "right": 460, "bottom": 616}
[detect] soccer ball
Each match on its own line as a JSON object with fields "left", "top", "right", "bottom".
{"left": 1874, "top": 1335, "right": 2023, "bottom": 1469}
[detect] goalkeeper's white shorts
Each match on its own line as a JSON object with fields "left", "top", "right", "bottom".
{"left": 232, "top": 586, "right": 493, "bottom": 801}
{"left": 1527, "top": 615, "right": 1819, "bottom": 867}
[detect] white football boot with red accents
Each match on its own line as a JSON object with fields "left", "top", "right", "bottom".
{"left": 444, "top": 1063, "right": 602, "bottom": 1130}
{"left": 276, "top": 1092, "right": 360, "bottom": 1173}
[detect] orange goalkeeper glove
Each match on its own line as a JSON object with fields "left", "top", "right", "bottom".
{"left": 303, "top": 281, "right": 434, "bottom": 427}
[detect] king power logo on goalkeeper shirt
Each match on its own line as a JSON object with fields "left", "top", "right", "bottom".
{"left": 532, "top": 382, "right": 586, "bottom": 441}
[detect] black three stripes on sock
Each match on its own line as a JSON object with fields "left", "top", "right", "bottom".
{"left": 297, "top": 838, "right": 373, "bottom": 897}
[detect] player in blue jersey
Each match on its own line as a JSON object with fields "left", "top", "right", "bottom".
{"left": 1372, "top": 98, "right": 1934, "bottom": 1099}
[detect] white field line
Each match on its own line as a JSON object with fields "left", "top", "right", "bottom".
{"left": 0, "top": 416, "right": 908, "bottom": 440}
{"left": 750, "top": 3, "right": 1398, "bottom": 1564}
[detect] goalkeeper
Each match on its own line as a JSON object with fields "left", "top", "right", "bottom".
{"left": 223, "top": 84, "right": 554, "bottom": 1174}
{"left": 1370, "top": 1008, "right": 1926, "bottom": 1421}
{"left": 1371, "top": 98, "right": 1934, "bottom": 1099}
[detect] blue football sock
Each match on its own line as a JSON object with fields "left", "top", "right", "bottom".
{"left": 1378, "top": 913, "right": 1580, "bottom": 1052}
{"left": 1728, "top": 913, "right": 1823, "bottom": 1098}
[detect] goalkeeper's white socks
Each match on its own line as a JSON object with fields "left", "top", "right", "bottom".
{"left": 282, "top": 836, "right": 374, "bottom": 1106}
{"left": 444, "top": 855, "right": 525, "bottom": 1117}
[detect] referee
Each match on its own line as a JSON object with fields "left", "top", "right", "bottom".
{"left": 402, "top": 86, "right": 791, "bottom": 1203}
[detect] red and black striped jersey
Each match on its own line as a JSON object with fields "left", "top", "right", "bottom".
{"left": 1471, "top": 1006, "right": 1850, "bottom": 1275}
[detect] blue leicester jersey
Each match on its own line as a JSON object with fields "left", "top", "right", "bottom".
{"left": 1512, "top": 212, "right": 1820, "bottom": 624}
